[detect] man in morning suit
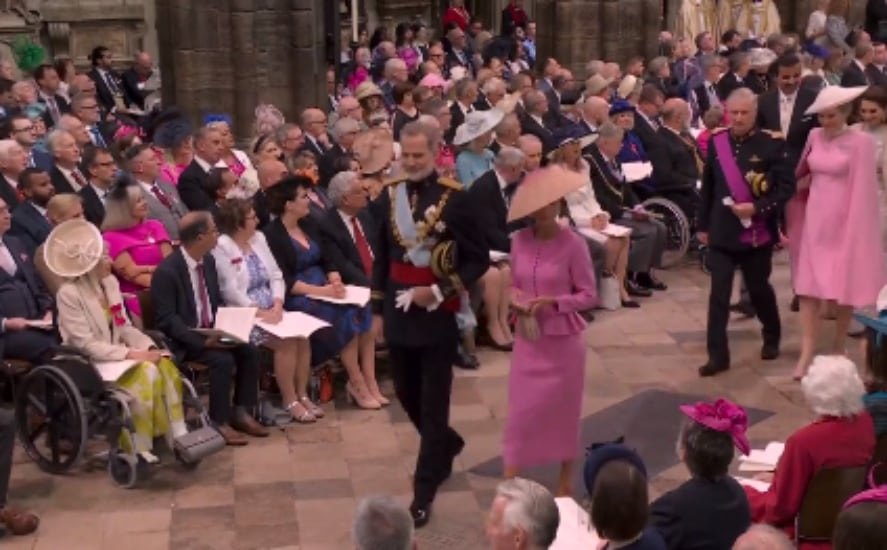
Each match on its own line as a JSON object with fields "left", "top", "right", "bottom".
{"left": 177, "top": 126, "right": 224, "bottom": 212}
{"left": 78, "top": 147, "right": 117, "bottom": 227}
{"left": 842, "top": 42, "right": 875, "bottom": 87}
{"left": 47, "top": 129, "right": 87, "bottom": 195}
{"left": 519, "top": 90, "right": 556, "bottom": 156}
{"left": 697, "top": 88, "right": 793, "bottom": 377}
{"left": 9, "top": 169, "right": 53, "bottom": 256}
{"left": 0, "top": 197, "right": 57, "bottom": 364}
{"left": 126, "top": 143, "right": 189, "bottom": 241}
{"left": 34, "top": 64, "right": 69, "bottom": 130}
{"left": 0, "top": 139, "right": 25, "bottom": 211}
{"left": 87, "top": 46, "right": 125, "bottom": 115}
{"left": 297, "top": 109, "right": 330, "bottom": 160}
{"left": 589, "top": 122, "right": 668, "bottom": 295}
{"left": 371, "top": 121, "right": 489, "bottom": 527}
{"left": 150, "top": 211, "right": 269, "bottom": 446}
{"left": 633, "top": 85, "right": 666, "bottom": 155}
{"left": 649, "top": 98, "right": 703, "bottom": 222}
{"left": 468, "top": 147, "right": 525, "bottom": 253}
{"left": 321, "top": 171, "right": 377, "bottom": 287}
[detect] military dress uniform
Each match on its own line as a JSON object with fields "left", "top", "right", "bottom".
{"left": 697, "top": 127, "right": 794, "bottom": 376}
{"left": 371, "top": 172, "right": 489, "bottom": 525}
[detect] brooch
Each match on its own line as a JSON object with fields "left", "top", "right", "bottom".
{"left": 231, "top": 257, "right": 243, "bottom": 266}
{"left": 109, "top": 303, "right": 126, "bottom": 327}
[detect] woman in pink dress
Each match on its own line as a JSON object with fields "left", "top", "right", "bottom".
{"left": 102, "top": 179, "right": 173, "bottom": 321}
{"left": 502, "top": 166, "right": 598, "bottom": 496}
{"left": 787, "top": 86, "right": 886, "bottom": 379}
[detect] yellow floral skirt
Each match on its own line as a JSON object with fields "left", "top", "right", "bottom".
{"left": 116, "top": 358, "right": 187, "bottom": 455}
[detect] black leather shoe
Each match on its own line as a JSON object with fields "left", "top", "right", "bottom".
{"left": 790, "top": 295, "right": 800, "bottom": 312}
{"left": 626, "top": 280, "right": 653, "bottom": 298}
{"left": 441, "top": 435, "right": 466, "bottom": 483}
{"left": 454, "top": 345, "right": 479, "bottom": 370}
{"left": 698, "top": 362, "right": 729, "bottom": 377}
{"left": 760, "top": 344, "right": 780, "bottom": 361}
{"left": 730, "top": 301, "right": 755, "bottom": 318}
{"left": 636, "top": 272, "right": 667, "bottom": 291}
{"left": 410, "top": 503, "right": 431, "bottom": 528}
{"left": 621, "top": 299, "right": 640, "bottom": 308}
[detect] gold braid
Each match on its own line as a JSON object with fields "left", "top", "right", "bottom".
{"left": 389, "top": 184, "right": 452, "bottom": 250}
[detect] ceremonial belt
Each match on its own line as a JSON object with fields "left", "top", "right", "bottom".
{"left": 390, "top": 261, "right": 460, "bottom": 313}
{"left": 712, "top": 132, "right": 771, "bottom": 248}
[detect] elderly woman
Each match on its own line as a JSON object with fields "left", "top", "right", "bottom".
{"left": 743, "top": 356, "right": 875, "bottom": 548}
{"left": 250, "top": 133, "right": 284, "bottom": 166}
{"left": 454, "top": 109, "right": 501, "bottom": 188}
{"left": 788, "top": 87, "right": 886, "bottom": 379}
{"left": 35, "top": 193, "right": 85, "bottom": 296}
{"left": 264, "top": 176, "right": 382, "bottom": 410}
{"left": 503, "top": 166, "right": 597, "bottom": 496}
{"left": 50, "top": 219, "right": 186, "bottom": 461}
{"left": 212, "top": 198, "right": 317, "bottom": 423}
{"left": 205, "top": 114, "right": 258, "bottom": 199}
{"left": 102, "top": 178, "right": 173, "bottom": 320}
{"left": 554, "top": 127, "right": 633, "bottom": 307}
{"left": 650, "top": 398, "right": 752, "bottom": 549}
{"left": 610, "top": 99, "right": 655, "bottom": 196}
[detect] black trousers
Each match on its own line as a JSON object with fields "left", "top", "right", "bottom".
{"left": 389, "top": 343, "right": 463, "bottom": 507}
{"left": 0, "top": 408, "right": 13, "bottom": 507}
{"left": 706, "top": 246, "right": 781, "bottom": 366}
{"left": 184, "top": 345, "right": 259, "bottom": 424}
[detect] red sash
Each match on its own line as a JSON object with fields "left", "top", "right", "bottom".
{"left": 712, "top": 131, "right": 772, "bottom": 247}
{"left": 390, "top": 262, "right": 459, "bottom": 313}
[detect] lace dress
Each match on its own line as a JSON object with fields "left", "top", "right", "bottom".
{"left": 245, "top": 251, "right": 275, "bottom": 345}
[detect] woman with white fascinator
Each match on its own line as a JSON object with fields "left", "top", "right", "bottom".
{"left": 787, "top": 86, "right": 886, "bottom": 380}
{"left": 47, "top": 219, "right": 187, "bottom": 462}
{"left": 454, "top": 108, "right": 503, "bottom": 188}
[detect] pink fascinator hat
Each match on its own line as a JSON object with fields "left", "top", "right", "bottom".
{"left": 679, "top": 398, "right": 750, "bottom": 455}
{"left": 843, "top": 485, "right": 887, "bottom": 509}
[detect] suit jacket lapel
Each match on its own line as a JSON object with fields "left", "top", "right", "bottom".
{"left": 174, "top": 250, "right": 198, "bottom": 324}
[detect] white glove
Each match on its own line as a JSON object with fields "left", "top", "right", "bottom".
{"left": 722, "top": 197, "right": 752, "bottom": 228}
{"left": 395, "top": 289, "right": 414, "bottom": 312}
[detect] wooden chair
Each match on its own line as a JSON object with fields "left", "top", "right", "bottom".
{"left": 136, "top": 290, "right": 209, "bottom": 386}
{"left": 795, "top": 466, "right": 868, "bottom": 543}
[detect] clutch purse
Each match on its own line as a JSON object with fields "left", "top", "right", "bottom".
{"left": 173, "top": 426, "right": 226, "bottom": 464}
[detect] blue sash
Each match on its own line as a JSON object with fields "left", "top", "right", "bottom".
{"left": 392, "top": 183, "right": 431, "bottom": 267}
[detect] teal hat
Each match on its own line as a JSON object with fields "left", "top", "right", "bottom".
{"left": 852, "top": 286, "right": 887, "bottom": 339}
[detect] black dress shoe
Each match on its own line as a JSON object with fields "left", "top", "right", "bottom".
{"left": 636, "top": 272, "right": 667, "bottom": 291}
{"left": 626, "top": 280, "right": 653, "bottom": 298}
{"left": 729, "top": 301, "right": 755, "bottom": 318}
{"left": 454, "top": 345, "right": 479, "bottom": 370}
{"left": 621, "top": 299, "right": 640, "bottom": 308}
{"left": 410, "top": 503, "right": 431, "bottom": 528}
{"left": 698, "top": 362, "right": 729, "bottom": 377}
{"left": 760, "top": 344, "right": 780, "bottom": 361}
{"left": 790, "top": 295, "right": 800, "bottom": 312}
{"left": 441, "top": 435, "right": 466, "bottom": 482}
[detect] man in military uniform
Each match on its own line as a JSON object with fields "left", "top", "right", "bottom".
{"left": 697, "top": 87, "right": 793, "bottom": 377}
{"left": 371, "top": 121, "right": 489, "bottom": 527}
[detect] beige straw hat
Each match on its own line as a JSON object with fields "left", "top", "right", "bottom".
{"left": 507, "top": 165, "right": 587, "bottom": 222}
{"left": 353, "top": 128, "right": 394, "bottom": 175}
{"left": 43, "top": 219, "right": 104, "bottom": 279}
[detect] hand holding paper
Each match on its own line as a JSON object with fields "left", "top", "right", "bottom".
{"left": 722, "top": 197, "right": 752, "bottom": 228}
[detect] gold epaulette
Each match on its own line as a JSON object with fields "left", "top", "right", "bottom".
{"left": 438, "top": 177, "right": 463, "bottom": 191}
{"left": 382, "top": 176, "right": 408, "bottom": 187}
{"left": 760, "top": 129, "right": 785, "bottom": 139}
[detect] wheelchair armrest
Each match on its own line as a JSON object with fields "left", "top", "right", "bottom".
{"left": 144, "top": 330, "right": 172, "bottom": 351}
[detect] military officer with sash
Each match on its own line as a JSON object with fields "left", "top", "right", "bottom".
{"left": 371, "top": 120, "right": 489, "bottom": 527}
{"left": 697, "top": 88, "right": 793, "bottom": 377}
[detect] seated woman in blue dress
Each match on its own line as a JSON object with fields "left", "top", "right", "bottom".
{"left": 611, "top": 100, "right": 656, "bottom": 199}
{"left": 263, "top": 176, "right": 385, "bottom": 411}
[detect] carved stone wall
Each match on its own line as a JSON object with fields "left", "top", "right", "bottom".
{"left": 155, "top": 0, "right": 325, "bottom": 138}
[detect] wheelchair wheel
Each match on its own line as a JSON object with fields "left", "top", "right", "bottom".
{"left": 15, "top": 365, "right": 89, "bottom": 474}
{"left": 642, "top": 197, "right": 691, "bottom": 269}
{"left": 108, "top": 450, "right": 139, "bottom": 489}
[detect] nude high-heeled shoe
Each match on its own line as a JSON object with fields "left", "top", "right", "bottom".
{"left": 346, "top": 382, "right": 382, "bottom": 410}
{"left": 366, "top": 380, "right": 390, "bottom": 406}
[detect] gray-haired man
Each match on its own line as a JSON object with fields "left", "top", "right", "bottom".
{"left": 353, "top": 495, "right": 417, "bottom": 550}
{"left": 486, "top": 478, "right": 559, "bottom": 550}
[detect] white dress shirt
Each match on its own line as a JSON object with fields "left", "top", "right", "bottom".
{"left": 89, "top": 182, "right": 110, "bottom": 204}
{"left": 778, "top": 90, "right": 796, "bottom": 136}
{"left": 194, "top": 155, "right": 214, "bottom": 174}
{"left": 58, "top": 165, "right": 86, "bottom": 191}
{"left": 0, "top": 239, "right": 17, "bottom": 275}
{"left": 182, "top": 248, "right": 212, "bottom": 327}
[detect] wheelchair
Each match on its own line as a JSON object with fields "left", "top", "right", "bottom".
{"left": 638, "top": 183, "right": 707, "bottom": 272}
{"left": 3, "top": 347, "right": 215, "bottom": 489}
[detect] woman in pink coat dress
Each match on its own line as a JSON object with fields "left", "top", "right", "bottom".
{"left": 502, "top": 166, "right": 598, "bottom": 497}
{"left": 787, "top": 86, "right": 886, "bottom": 380}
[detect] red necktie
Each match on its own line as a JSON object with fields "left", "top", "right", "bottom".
{"left": 71, "top": 170, "right": 87, "bottom": 190}
{"left": 351, "top": 217, "right": 374, "bottom": 277}
{"left": 151, "top": 183, "right": 172, "bottom": 209}
{"left": 195, "top": 261, "right": 212, "bottom": 328}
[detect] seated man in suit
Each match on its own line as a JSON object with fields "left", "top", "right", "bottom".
{"left": 254, "top": 159, "right": 288, "bottom": 230}
{"left": 0, "top": 115, "right": 52, "bottom": 173}
{"left": 716, "top": 52, "right": 750, "bottom": 101}
{"left": 318, "top": 117, "right": 359, "bottom": 189}
{"left": 519, "top": 90, "right": 556, "bottom": 156}
{"left": 10, "top": 168, "right": 54, "bottom": 255}
{"left": 47, "top": 129, "right": 87, "bottom": 195}
{"left": 177, "top": 126, "right": 224, "bottom": 212}
{"left": 150, "top": 211, "right": 269, "bottom": 445}
{"left": 79, "top": 147, "right": 117, "bottom": 227}
{"left": 125, "top": 143, "right": 188, "bottom": 240}
{"left": 589, "top": 122, "right": 668, "bottom": 294}
{"left": 0, "top": 139, "right": 26, "bottom": 211}
{"left": 34, "top": 64, "right": 69, "bottom": 129}
{"left": 843, "top": 42, "right": 875, "bottom": 87}
{"left": 120, "top": 51, "right": 154, "bottom": 111}
{"left": 320, "top": 171, "right": 377, "bottom": 288}
{"left": 0, "top": 197, "right": 57, "bottom": 364}
{"left": 649, "top": 98, "right": 702, "bottom": 222}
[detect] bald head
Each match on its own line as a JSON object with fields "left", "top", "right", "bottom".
{"left": 134, "top": 51, "right": 152, "bottom": 73}
{"left": 337, "top": 96, "right": 361, "bottom": 121}
{"left": 68, "top": 74, "right": 96, "bottom": 98}
{"left": 300, "top": 108, "right": 326, "bottom": 138}
{"left": 257, "top": 159, "right": 288, "bottom": 191}
{"left": 581, "top": 96, "right": 610, "bottom": 126}
{"left": 732, "top": 525, "right": 794, "bottom": 550}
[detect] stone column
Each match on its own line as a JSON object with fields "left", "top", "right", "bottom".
{"left": 155, "top": 0, "right": 325, "bottom": 139}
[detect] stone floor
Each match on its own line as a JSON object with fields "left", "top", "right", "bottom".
{"left": 3, "top": 252, "right": 848, "bottom": 549}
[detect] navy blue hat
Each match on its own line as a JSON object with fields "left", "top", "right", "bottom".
{"left": 153, "top": 117, "right": 193, "bottom": 149}
{"left": 805, "top": 43, "right": 830, "bottom": 60}
{"left": 609, "top": 99, "right": 635, "bottom": 117}
{"left": 583, "top": 437, "right": 648, "bottom": 495}
{"left": 551, "top": 124, "right": 598, "bottom": 150}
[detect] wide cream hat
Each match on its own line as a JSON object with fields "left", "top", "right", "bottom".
{"left": 353, "top": 128, "right": 394, "bottom": 175}
{"left": 453, "top": 108, "right": 505, "bottom": 146}
{"left": 355, "top": 81, "right": 384, "bottom": 102}
{"left": 507, "top": 165, "right": 587, "bottom": 222}
{"left": 805, "top": 86, "right": 868, "bottom": 116}
{"left": 616, "top": 75, "right": 639, "bottom": 100}
{"left": 43, "top": 219, "right": 105, "bottom": 279}
{"left": 585, "top": 74, "right": 614, "bottom": 97}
